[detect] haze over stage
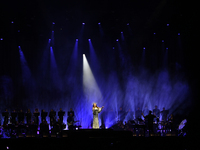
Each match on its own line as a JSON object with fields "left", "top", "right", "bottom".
{"left": 0, "top": 0, "right": 198, "bottom": 148}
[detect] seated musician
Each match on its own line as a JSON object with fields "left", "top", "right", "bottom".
{"left": 40, "top": 120, "right": 49, "bottom": 135}
{"left": 68, "top": 108, "right": 74, "bottom": 117}
{"left": 67, "top": 113, "right": 74, "bottom": 130}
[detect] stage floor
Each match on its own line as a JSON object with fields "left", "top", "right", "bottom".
{"left": 0, "top": 129, "right": 196, "bottom": 150}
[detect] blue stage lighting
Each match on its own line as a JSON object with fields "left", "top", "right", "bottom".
{"left": 143, "top": 47, "right": 145, "bottom": 50}
{"left": 116, "top": 39, "right": 118, "bottom": 41}
{"left": 154, "top": 33, "right": 156, "bottom": 35}
{"left": 11, "top": 21, "right": 14, "bottom": 23}
{"left": 88, "top": 39, "right": 91, "bottom": 41}
{"left": 0, "top": 38, "right": 3, "bottom": 40}
{"left": 98, "top": 22, "right": 101, "bottom": 25}
{"left": 121, "top": 32, "right": 123, "bottom": 33}
{"left": 166, "top": 48, "right": 168, "bottom": 50}
{"left": 178, "top": 33, "right": 180, "bottom": 35}
{"left": 113, "top": 47, "right": 115, "bottom": 49}
{"left": 127, "top": 23, "right": 129, "bottom": 25}
{"left": 82, "top": 23, "right": 85, "bottom": 25}
{"left": 52, "top": 22, "right": 55, "bottom": 24}
{"left": 162, "top": 40, "right": 164, "bottom": 42}
{"left": 167, "top": 24, "right": 169, "bottom": 26}
{"left": 76, "top": 39, "right": 78, "bottom": 41}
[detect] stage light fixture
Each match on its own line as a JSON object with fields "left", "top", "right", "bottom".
{"left": 178, "top": 33, "right": 180, "bottom": 35}
{"left": 88, "top": 39, "right": 91, "bottom": 41}
{"left": 98, "top": 22, "right": 101, "bottom": 25}
{"left": 167, "top": 24, "right": 169, "bottom": 26}
{"left": 76, "top": 39, "right": 78, "bottom": 41}
{"left": 11, "top": 21, "right": 14, "bottom": 23}
{"left": 0, "top": 38, "right": 3, "bottom": 40}
{"left": 82, "top": 23, "right": 85, "bottom": 25}
{"left": 52, "top": 22, "right": 55, "bottom": 24}
{"left": 143, "top": 47, "right": 145, "bottom": 50}
{"left": 18, "top": 46, "right": 20, "bottom": 48}
{"left": 162, "top": 40, "right": 164, "bottom": 42}
{"left": 116, "top": 39, "right": 118, "bottom": 41}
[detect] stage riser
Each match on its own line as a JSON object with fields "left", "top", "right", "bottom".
{"left": 62, "top": 129, "right": 133, "bottom": 138}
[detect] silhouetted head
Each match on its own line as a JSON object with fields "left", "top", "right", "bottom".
{"left": 60, "top": 108, "right": 62, "bottom": 111}
{"left": 163, "top": 107, "right": 165, "bottom": 110}
{"left": 155, "top": 105, "right": 158, "bottom": 109}
{"left": 70, "top": 108, "right": 73, "bottom": 111}
{"left": 149, "top": 110, "right": 152, "bottom": 115}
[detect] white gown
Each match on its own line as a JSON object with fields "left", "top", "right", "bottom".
{"left": 92, "top": 107, "right": 102, "bottom": 129}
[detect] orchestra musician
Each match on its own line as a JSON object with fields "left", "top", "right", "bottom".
{"left": 67, "top": 113, "right": 74, "bottom": 130}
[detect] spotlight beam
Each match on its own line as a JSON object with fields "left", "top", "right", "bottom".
{"left": 83, "top": 54, "right": 102, "bottom": 105}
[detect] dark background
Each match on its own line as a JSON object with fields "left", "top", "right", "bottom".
{"left": 0, "top": 0, "right": 198, "bottom": 135}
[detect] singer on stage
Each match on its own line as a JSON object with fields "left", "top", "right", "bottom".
{"left": 92, "top": 103, "right": 104, "bottom": 129}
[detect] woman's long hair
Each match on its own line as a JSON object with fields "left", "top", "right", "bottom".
{"left": 93, "top": 103, "right": 99, "bottom": 108}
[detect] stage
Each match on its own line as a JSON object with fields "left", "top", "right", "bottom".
{"left": 0, "top": 129, "right": 196, "bottom": 150}
{"left": 0, "top": 1, "right": 198, "bottom": 150}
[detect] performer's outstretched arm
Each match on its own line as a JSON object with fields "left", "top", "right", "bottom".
{"left": 98, "top": 106, "right": 104, "bottom": 113}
